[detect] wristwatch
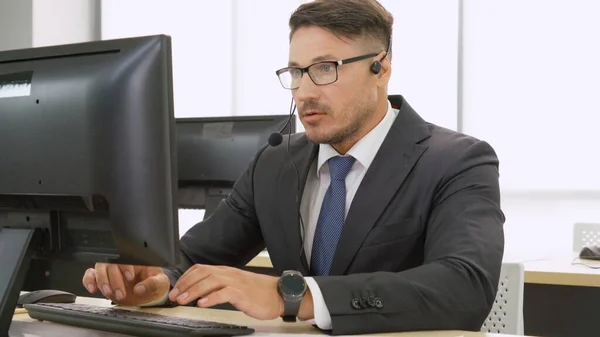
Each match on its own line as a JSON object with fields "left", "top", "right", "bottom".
{"left": 277, "top": 270, "right": 307, "bottom": 322}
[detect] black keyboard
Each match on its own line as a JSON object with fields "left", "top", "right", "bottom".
{"left": 23, "top": 303, "right": 255, "bottom": 337}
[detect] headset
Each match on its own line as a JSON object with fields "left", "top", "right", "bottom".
{"left": 370, "top": 36, "right": 392, "bottom": 75}
{"left": 267, "top": 98, "right": 295, "bottom": 147}
{"left": 267, "top": 35, "right": 392, "bottom": 270}
{"left": 370, "top": 57, "right": 383, "bottom": 75}
{"left": 267, "top": 98, "right": 307, "bottom": 264}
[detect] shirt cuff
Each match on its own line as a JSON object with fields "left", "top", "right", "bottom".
{"left": 303, "top": 277, "right": 332, "bottom": 330}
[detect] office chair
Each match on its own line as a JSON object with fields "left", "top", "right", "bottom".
{"left": 481, "top": 262, "right": 525, "bottom": 335}
{"left": 572, "top": 222, "right": 600, "bottom": 252}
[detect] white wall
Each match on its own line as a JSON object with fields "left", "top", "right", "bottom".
{"left": 232, "top": 0, "right": 302, "bottom": 119}
{"left": 32, "top": 0, "right": 98, "bottom": 47}
{"left": 502, "top": 192, "right": 600, "bottom": 256}
{"left": 380, "top": 0, "right": 459, "bottom": 131}
{"left": 101, "top": 0, "right": 234, "bottom": 119}
{"left": 0, "top": 0, "right": 33, "bottom": 51}
{"left": 462, "top": 0, "right": 600, "bottom": 255}
{"left": 0, "top": 0, "right": 97, "bottom": 51}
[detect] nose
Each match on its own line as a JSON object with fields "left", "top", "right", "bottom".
{"left": 292, "top": 72, "right": 320, "bottom": 103}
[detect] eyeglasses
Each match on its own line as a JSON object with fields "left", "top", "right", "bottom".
{"left": 275, "top": 53, "right": 379, "bottom": 90}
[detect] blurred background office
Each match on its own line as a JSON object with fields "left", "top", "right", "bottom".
{"left": 1, "top": 0, "right": 598, "bottom": 259}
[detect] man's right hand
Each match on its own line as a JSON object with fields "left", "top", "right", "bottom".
{"left": 82, "top": 263, "right": 170, "bottom": 306}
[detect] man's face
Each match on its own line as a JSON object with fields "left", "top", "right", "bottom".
{"left": 288, "top": 26, "right": 381, "bottom": 146}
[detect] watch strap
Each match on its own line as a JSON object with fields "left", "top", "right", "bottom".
{"left": 282, "top": 298, "right": 302, "bottom": 322}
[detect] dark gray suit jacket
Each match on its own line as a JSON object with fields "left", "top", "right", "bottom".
{"left": 163, "top": 95, "right": 505, "bottom": 335}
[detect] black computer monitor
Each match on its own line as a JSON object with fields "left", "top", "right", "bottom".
{"left": 0, "top": 35, "right": 179, "bottom": 333}
{"left": 177, "top": 115, "right": 295, "bottom": 219}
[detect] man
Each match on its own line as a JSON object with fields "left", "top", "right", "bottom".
{"left": 83, "top": 0, "right": 505, "bottom": 335}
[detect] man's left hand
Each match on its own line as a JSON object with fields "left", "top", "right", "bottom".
{"left": 168, "top": 264, "right": 292, "bottom": 320}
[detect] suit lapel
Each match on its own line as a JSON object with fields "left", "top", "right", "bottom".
{"left": 276, "top": 135, "right": 317, "bottom": 275}
{"left": 329, "top": 96, "right": 431, "bottom": 275}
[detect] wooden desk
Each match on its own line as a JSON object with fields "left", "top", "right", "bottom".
{"left": 247, "top": 250, "right": 273, "bottom": 268}
{"left": 522, "top": 255, "right": 600, "bottom": 337}
{"left": 249, "top": 250, "right": 600, "bottom": 288}
{"left": 11, "top": 297, "right": 529, "bottom": 337}
{"left": 524, "top": 255, "right": 600, "bottom": 287}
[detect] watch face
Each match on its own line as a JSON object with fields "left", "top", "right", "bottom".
{"left": 280, "top": 273, "right": 306, "bottom": 298}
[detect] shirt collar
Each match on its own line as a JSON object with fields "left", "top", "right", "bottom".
{"left": 317, "top": 100, "right": 398, "bottom": 177}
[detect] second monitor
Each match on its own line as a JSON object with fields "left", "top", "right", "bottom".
{"left": 177, "top": 115, "right": 296, "bottom": 219}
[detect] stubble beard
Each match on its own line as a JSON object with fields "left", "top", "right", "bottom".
{"left": 312, "top": 101, "right": 374, "bottom": 149}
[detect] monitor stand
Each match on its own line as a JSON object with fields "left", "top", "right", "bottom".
{"left": 0, "top": 227, "right": 41, "bottom": 337}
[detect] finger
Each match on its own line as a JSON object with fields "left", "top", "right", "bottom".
{"left": 175, "top": 274, "right": 226, "bottom": 305}
{"left": 118, "top": 265, "right": 135, "bottom": 282}
{"left": 176, "top": 263, "right": 223, "bottom": 282}
{"left": 137, "top": 266, "right": 165, "bottom": 282}
{"left": 82, "top": 268, "right": 98, "bottom": 294}
{"left": 133, "top": 272, "right": 170, "bottom": 300}
{"left": 176, "top": 263, "right": 201, "bottom": 282}
{"left": 107, "top": 264, "right": 127, "bottom": 302}
{"left": 94, "top": 263, "right": 113, "bottom": 298}
{"left": 197, "top": 286, "right": 243, "bottom": 309}
{"left": 170, "top": 265, "right": 212, "bottom": 301}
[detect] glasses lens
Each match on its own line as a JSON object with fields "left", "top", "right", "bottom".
{"left": 277, "top": 62, "right": 338, "bottom": 89}
{"left": 308, "top": 62, "right": 337, "bottom": 85}
{"left": 278, "top": 68, "right": 303, "bottom": 89}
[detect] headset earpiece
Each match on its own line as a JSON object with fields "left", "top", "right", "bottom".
{"left": 371, "top": 61, "right": 382, "bottom": 74}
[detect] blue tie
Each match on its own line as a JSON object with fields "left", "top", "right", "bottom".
{"left": 311, "top": 155, "right": 356, "bottom": 276}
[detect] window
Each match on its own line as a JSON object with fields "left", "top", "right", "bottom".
{"left": 462, "top": 0, "right": 600, "bottom": 254}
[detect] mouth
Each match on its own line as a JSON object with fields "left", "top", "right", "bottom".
{"left": 302, "top": 111, "right": 324, "bottom": 117}
{"left": 301, "top": 111, "right": 325, "bottom": 123}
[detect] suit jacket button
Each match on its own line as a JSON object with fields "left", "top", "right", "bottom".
{"left": 359, "top": 297, "right": 368, "bottom": 308}
{"left": 375, "top": 297, "right": 383, "bottom": 308}
{"left": 367, "top": 296, "right": 376, "bottom": 307}
{"left": 351, "top": 298, "right": 361, "bottom": 309}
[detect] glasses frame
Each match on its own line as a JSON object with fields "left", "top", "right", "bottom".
{"left": 275, "top": 52, "right": 379, "bottom": 90}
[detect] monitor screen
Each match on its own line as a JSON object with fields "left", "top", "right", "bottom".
{"left": 176, "top": 115, "right": 295, "bottom": 218}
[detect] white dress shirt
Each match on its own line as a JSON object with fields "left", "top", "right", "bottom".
{"left": 300, "top": 100, "right": 398, "bottom": 330}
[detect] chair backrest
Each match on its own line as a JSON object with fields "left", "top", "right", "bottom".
{"left": 573, "top": 222, "right": 600, "bottom": 252}
{"left": 481, "top": 262, "right": 524, "bottom": 335}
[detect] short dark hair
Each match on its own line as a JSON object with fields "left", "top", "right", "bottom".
{"left": 289, "top": 0, "right": 393, "bottom": 58}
